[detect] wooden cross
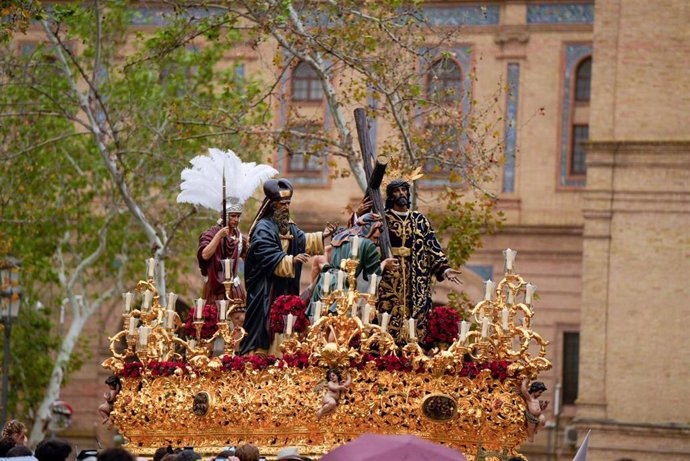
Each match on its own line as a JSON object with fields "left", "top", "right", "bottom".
{"left": 354, "top": 108, "right": 392, "bottom": 259}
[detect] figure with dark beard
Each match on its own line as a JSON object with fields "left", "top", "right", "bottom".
{"left": 375, "top": 179, "right": 462, "bottom": 342}
{"left": 241, "top": 179, "right": 337, "bottom": 355}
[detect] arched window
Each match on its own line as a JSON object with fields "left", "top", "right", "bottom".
{"left": 427, "top": 58, "right": 463, "bottom": 104}
{"left": 568, "top": 55, "right": 592, "bottom": 177}
{"left": 291, "top": 61, "right": 323, "bottom": 102}
{"left": 574, "top": 57, "right": 591, "bottom": 102}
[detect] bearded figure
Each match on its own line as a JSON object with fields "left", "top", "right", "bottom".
{"left": 241, "top": 178, "right": 336, "bottom": 355}
{"left": 376, "top": 179, "right": 462, "bottom": 341}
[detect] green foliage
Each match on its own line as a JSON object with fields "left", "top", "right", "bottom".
{"left": 1, "top": 303, "right": 89, "bottom": 422}
{"left": 0, "top": 1, "right": 266, "bottom": 425}
{"left": 0, "top": 0, "right": 46, "bottom": 43}
{"left": 431, "top": 190, "right": 504, "bottom": 268}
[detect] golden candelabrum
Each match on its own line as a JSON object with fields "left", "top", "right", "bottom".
{"left": 104, "top": 251, "right": 551, "bottom": 461}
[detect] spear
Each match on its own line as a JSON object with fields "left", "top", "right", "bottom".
{"left": 222, "top": 164, "right": 227, "bottom": 228}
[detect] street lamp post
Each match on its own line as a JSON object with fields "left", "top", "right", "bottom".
{"left": 0, "top": 257, "right": 21, "bottom": 428}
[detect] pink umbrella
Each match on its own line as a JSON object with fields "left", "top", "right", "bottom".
{"left": 321, "top": 433, "right": 467, "bottom": 461}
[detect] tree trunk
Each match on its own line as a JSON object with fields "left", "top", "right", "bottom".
{"left": 28, "top": 312, "right": 89, "bottom": 447}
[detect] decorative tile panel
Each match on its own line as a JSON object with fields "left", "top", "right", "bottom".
{"left": 423, "top": 5, "right": 500, "bottom": 26}
{"left": 503, "top": 63, "right": 520, "bottom": 193}
{"left": 527, "top": 4, "right": 594, "bottom": 24}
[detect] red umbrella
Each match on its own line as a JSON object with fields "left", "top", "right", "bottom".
{"left": 321, "top": 433, "right": 467, "bottom": 461}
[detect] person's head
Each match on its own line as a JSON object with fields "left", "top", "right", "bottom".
{"left": 276, "top": 446, "right": 304, "bottom": 461}
{"left": 2, "top": 420, "right": 27, "bottom": 446}
{"left": 0, "top": 437, "right": 16, "bottom": 456}
{"left": 529, "top": 381, "right": 547, "bottom": 397}
{"left": 105, "top": 375, "right": 122, "bottom": 392}
{"left": 263, "top": 179, "right": 294, "bottom": 231}
{"left": 176, "top": 449, "right": 202, "bottom": 461}
{"left": 153, "top": 447, "right": 174, "bottom": 461}
{"left": 6, "top": 445, "right": 32, "bottom": 457}
{"left": 214, "top": 448, "right": 236, "bottom": 460}
{"left": 77, "top": 449, "right": 98, "bottom": 461}
{"left": 385, "top": 179, "right": 410, "bottom": 210}
{"left": 227, "top": 212, "right": 241, "bottom": 230}
{"left": 35, "top": 438, "right": 72, "bottom": 461}
{"left": 160, "top": 454, "right": 178, "bottom": 461}
{"left": 234, "top": 443, "right": 260, "bottom": 461}
{"left": 97, "top": 447, "right": 135, "bottom": 461}
{"left": 327, "top": 368, "right": 342, "bottom": 384}
{"left": 330, "top": 213, "right": 382, "bottom": 249}
{"left": 229, "top": 309, "right": 246, "bottom": 329}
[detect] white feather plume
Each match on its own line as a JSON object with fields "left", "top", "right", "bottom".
{"left": 176, "top": 148, "right": 278, "bottom": 212}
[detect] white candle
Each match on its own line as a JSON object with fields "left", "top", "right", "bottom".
{"left": 501, "top": 307, "right": 509, "bottom": 330}
{"left": 481, "top": 316, "right": 490, "bottom": 338}
{"left": 189, "top": 339, "right": 196, "bottom": 350}
{"left": 286, "top": 313, "right": 295, "bottom": 335}
{"left": 460, "top": 320, "right": 469, "bottom": 342}
{"left": 525, "top": 283, "right": 536, "bottom": 304}
{"left": 167, "top": 310, "right": 175, "bottom": 329}
{"left": 351, "top": 302, "right": 358, "bottom": 318}
{"left": 146, "top": 258, "right": 155, "bottom": 279}
{"left": 381, "top": 312, "right": 390, "bottom": 332}
{"left": 128, "top": 317, "right": 138, "bottom": 335}
{"left": 143, "top": 290, "right": 153, "bottom": 311}
{"left": 195, "top": 299, "right": 204, "bottom": 319}
{"left": 363, "top": 303, "right": 371, "bottom": 325}
{"left": 123, "top": 292, "right": 133, "bottom": 313}
{"left": 167, "top": 292, "right": 177, "bottom": 309}
{"left": 351, "top": 235, "right": 359, "bottom": 258}
{"left": 504, "top": 248, "right": 517, "bottom": 271}
{"left": 484, "top": 280, "right": 495, "bottom": 301}
{"left": 223, "top": 258, "right": 232, "bottom": 280}
{"left": 408, "top": 318, "right": 416, "bottom": 339}
{"left": 554, "top": 382, "right": 562, "bottom": 416}
{"left": 314, "top": 301, "right": 322, "bottom": 323}
{"left": 336, "top": 270, "right": 344, "bottom": 291}
{"left": 368, "top": 273, "right": 378, "bottom": 295}
{"left": 138, "top": 326, "right": 149, "bottom": 345}
{"left": 322, "top": 272, "right": 331, "bottom": 294}
{"left": 507, "top": 290, "right": 515, "bottom": 305}
{"left": 218, "top": 300, "right": 227, "bottom": 320}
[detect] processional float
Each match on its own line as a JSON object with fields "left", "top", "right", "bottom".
{"left": 102, "top": 247, "right": 550, "bottom": 460}
{"left": 102, "top": 110, "right": 551, "bottom": 460}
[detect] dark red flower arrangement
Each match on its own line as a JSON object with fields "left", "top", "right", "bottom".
{"left": 282, "top": 352, "right": 311, "bottom": 369}
{"left": 183, "top": 303, "right": 219, "bottom": 339}
{"left": 147, "top": 360, "right": 190, "bottom": 377}
{"left": 424, "top": 306, "right": 461, "bottom": 346}
{"left": 459, "top": 359, "right": 511, "bottom": 380}
{"left": 220, "top": 354, "right": 278, "bottom": 372}
{"left": 121, "top": 361, "right": 143, "bottom": 378}
{"left": 268, "top": 295, "right": 310, "bottom": 335}
{"left": 118, "top": 355, "right": 511, "bottom": 381}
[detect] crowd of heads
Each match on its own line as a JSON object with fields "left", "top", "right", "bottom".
{"left": 0, "top": 418, "right": 312, "bottom": 461}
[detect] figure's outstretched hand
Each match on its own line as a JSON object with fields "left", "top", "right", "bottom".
{"left": 443, "top": 268, "right": 463, "bottom": 285}
{"left": 293, "top": 253, "right": 310, "bottom": 266}
{"left": 323, "top": 221, "right": 339, "bottom": 238}
{"left": 355, "top": 196, "right": 373, "bottom": 216}
{"left": 380, "top": 257, "right": 399, "bottom": 273}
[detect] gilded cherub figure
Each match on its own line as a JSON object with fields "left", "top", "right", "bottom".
{"left": 97, "top": 375, "right": 122, "bottom": 428}
{"left": 316, "top": 368, "right": 351, "bottom": 420}
{"left": 521, "top": 378, "right": 548, "bottom": 442}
